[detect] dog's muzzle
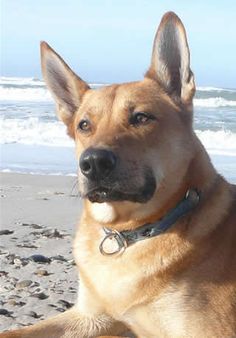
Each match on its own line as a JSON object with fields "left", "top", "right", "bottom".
{"left": 79, "top": 148, "right": 156, "bottom": 203}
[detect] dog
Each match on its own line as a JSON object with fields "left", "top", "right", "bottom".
{"left": 1, "top": 11, "right": 236, "bottom": 338}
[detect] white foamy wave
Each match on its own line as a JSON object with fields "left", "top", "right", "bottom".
{"left": 0, "top": 168, "right": 77, "bottom": 176}
{"left": 0, "top": 118, "right": 73, "bottom": 147}
{"left": 0, "top": 76, "right": 106, "bottom": 88}
{"left": 0, "top": 87, "right": 53, "bottom": 102}
{"left": 194, "top": 97, "right": 236, "bottom": 107}
{"left": 0, "top": 76, "right": 45, "bottom": 86}
{"left": 197, "top": 86, "right": 236, "bottom": 92}
{"left": 196, "top": 129, "right": 236, "bottom": 156}
{"left": 0, "top": 83, "right": 105, "bottom": 102}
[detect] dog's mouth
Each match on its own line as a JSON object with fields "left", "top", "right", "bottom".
{"left": 86, "top": 187, "right": 112, "bottom": 203}
{"left": 84, "top": 174, "right": 156, "bottom": 204}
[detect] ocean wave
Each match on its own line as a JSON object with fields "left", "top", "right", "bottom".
{"left": 0, "top": 117, "right": 236, "bottom": 156}
{"left": 0, "top": 76, "right": 106, "bottom": 88}
{"left": 196, "top": 86, "right": 236, "bottom": 92}
{"left": 196, "top": 129, "right": 236, "bottom": 156}
{"left": 0, "top": 87, "right": 53, "bottom": 101}
{"left": 0, "top": 168, "right": 77, "bottom": 176}
{"left": 0, "top": 76, "right": 45, "bottom": 86}
{"left": 194, "top": 97, "right": 236, "bottom": 107}
{"left": 0, "top": 84, "right": 106, "bottom": 102}
{"left": 0, "top": 117, "right": 73, "bottom": 147}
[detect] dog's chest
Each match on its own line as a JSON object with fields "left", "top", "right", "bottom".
{"left": 74, "top": 230, "right": 208, "bottom": 337}
{"left": 75, "top": 230, "right": 143, "bottom": 304}
{"left": 74, "top": 229, "right": 188, "bottom": 335}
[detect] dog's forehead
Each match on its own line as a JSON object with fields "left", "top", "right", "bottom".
{"left": 82, "top": 84, "right": 118, "bottom": 113}
{"left": 80, "top": 79, "right": 171, "bottom": 115}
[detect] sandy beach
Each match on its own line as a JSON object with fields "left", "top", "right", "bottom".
{"left": 0, "top": 173, "right": 82, "bottom": 331}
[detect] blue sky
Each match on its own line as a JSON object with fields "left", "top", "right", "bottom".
{"left": 1, "top": 0, "right": 236, "bottom": 87}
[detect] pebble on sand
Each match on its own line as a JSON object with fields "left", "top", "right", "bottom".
{"left": 0, "top": 230, "right": 14, "bottom": 235}
{"left": 16, "top": 280, "right": 32, "bottom": 289}
{"left": 7, "top": 299, "right": 26, "bottom": 306}
{"left": 29, "top": 255, "right": 51, "bottom": 263}
{"left": 22, "top": 223, "right": 44, "bottom": 229}
{"left": 34, "top": 269, "right": 49, "bottom": 276}
{"left": 58, "top": 299, "right": 74, "bottom": 309}
{"left": 28, "top": 311, "right": 43, "bottom": 319}
{"left": 31, "top": 292, "right": 49, "bottom": 300}
{"left": 41, "top": 229, "right": 68, "bottom": 238}
{"left": 0, "top": 309, "right": 12, "bottom": 316}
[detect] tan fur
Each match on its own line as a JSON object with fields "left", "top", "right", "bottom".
{"left": 1, "top": 12, "right": 236, "bottom": 338}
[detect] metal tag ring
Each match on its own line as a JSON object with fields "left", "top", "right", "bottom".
{"left": 99, "top": 229, "right": 128, "bottom": 256}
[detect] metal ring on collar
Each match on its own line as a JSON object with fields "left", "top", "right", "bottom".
{"left": 99, "top": 229, "right": 128, "bottom": 256}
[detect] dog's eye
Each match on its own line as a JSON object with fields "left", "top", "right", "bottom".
{"left": 130, "top": 112, "right": 155, "bottom": 126}
{"left": 78, "top": 119, "right": 91, "bottom": 133}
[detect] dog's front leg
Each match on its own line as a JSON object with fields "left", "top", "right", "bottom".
{"left": 0, "top": 279, "right": 129, "bottom": 338}
{"left": 0, "top": 307, "right": 128, "bottom": 338}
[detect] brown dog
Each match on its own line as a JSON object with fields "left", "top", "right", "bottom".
{"left": 1, "top": 11, "right": 236, "bottom": 338}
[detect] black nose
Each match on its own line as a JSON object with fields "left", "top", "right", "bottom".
{"left": 79, "top": 148, "right": 116, "bottom": 180}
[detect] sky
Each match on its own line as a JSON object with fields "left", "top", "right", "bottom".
{"left": 1, "top": 0, "right": 236, "bottom": 88}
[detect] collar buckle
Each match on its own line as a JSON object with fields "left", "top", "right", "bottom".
{"left": 99, "top": 228, "right": 128, "bottom": 256}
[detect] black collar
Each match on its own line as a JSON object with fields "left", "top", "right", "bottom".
{"left": 99, "top": 189, "right": 200, "bottom": 256}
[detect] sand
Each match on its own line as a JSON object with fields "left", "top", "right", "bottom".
{"left": 0, "top": 173, "right": 82, "bottom": 331}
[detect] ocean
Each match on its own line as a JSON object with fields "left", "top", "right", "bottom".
{"left": 0, "top": 76, "right": 236, "bottom": 183}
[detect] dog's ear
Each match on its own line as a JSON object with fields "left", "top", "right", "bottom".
{"left": 146, "top": 12, "right": 195, "bottom": 104}
{"left": 40, "top": 42, "right": 89, "bottom": 136}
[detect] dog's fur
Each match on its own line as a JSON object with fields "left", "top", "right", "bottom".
{"left": 1, "top": 12, "right": 236, "bottom": 338}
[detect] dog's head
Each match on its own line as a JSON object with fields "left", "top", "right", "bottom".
{"left": 41, "top": 12, "right": 196, "bottom": 216}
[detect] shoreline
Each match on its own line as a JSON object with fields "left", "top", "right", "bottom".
{"left": 0, "top": 173, "right": 82, "bottom": 331}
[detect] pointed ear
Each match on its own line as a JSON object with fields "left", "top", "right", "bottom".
{"left": 146, "top": 12, "right": 195, "bottom": 104}
{"left": 40, "top": 41, "right": 89, "bottom": 135}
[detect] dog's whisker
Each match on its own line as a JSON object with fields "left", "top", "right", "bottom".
{"left": 70, "top": 178, "right": 80, "bottom": 197}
